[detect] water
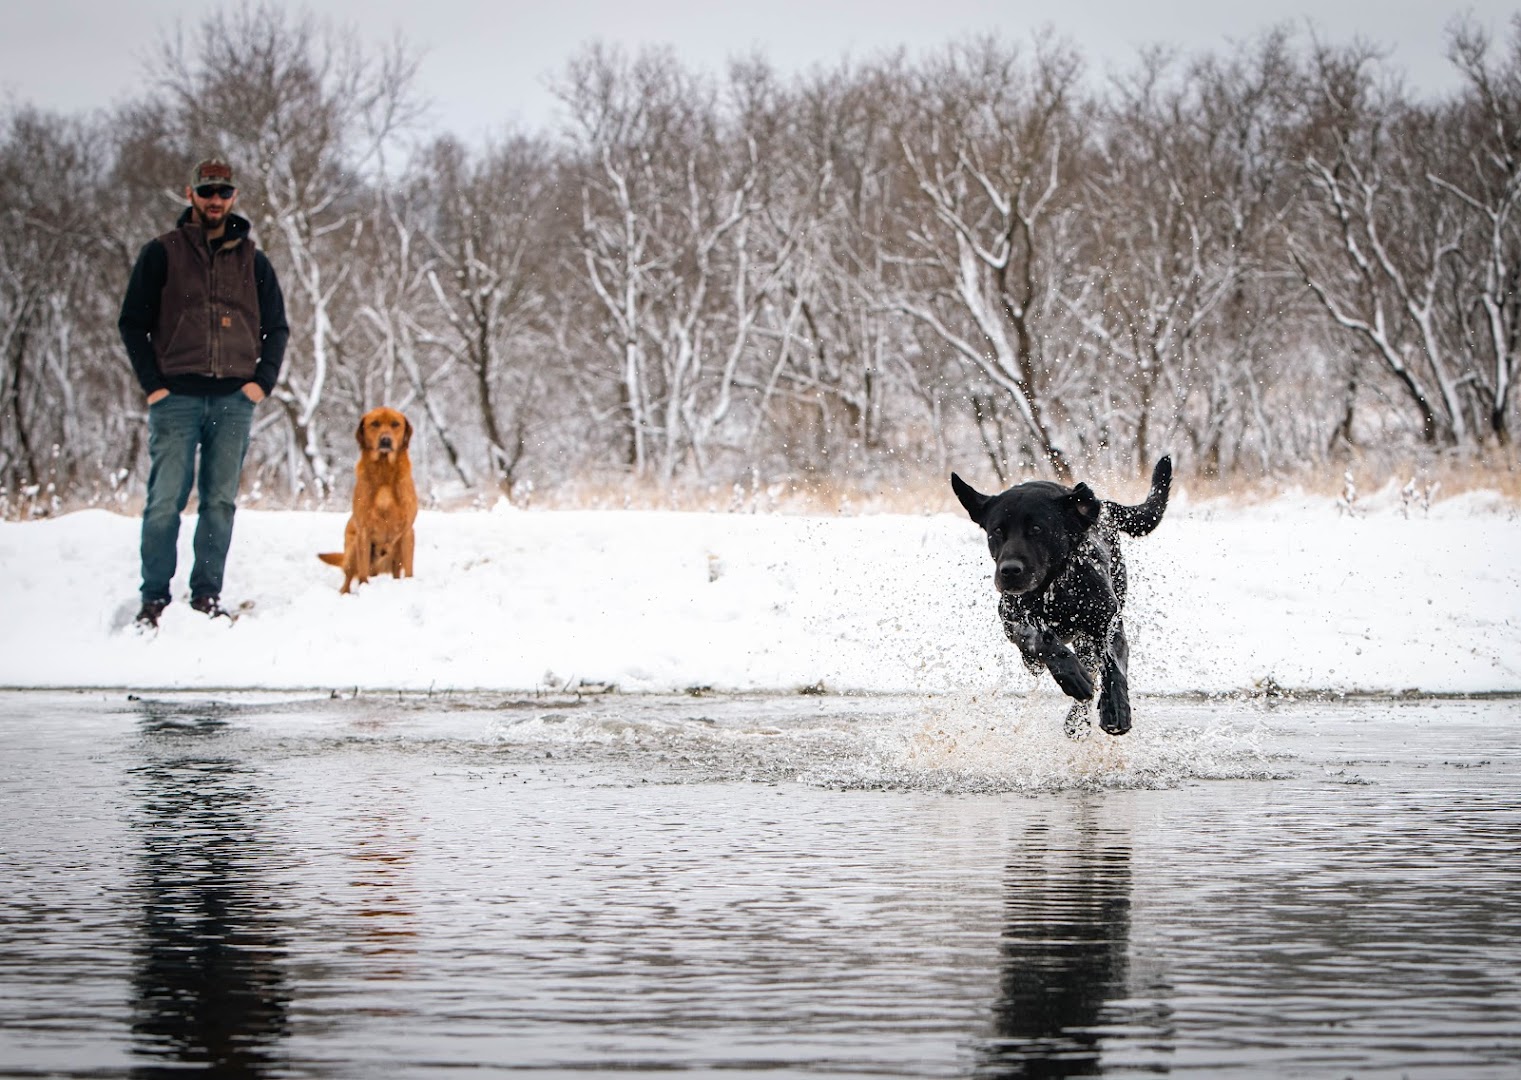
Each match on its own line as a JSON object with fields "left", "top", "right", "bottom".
{"left": 1, "top": 689, "right": 1518, "bottom": 1077}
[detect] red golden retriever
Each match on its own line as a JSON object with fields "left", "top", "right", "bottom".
{"left": 319, "top": 407, "right": 418, "bottom": 593}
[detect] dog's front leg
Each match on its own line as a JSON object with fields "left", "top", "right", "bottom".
{"left": 1099, "top": 619, "right": 1132, "bottom": 735}
{"left": 1001, "top": 597, "right": 1095, "bottom": 700}
{"left": 349, "top": 524, "right": 373, "bottom": 589}
{"left": 1006, "top": 622, "right": 1094, "bottom": 701}
{"left": 1043, "top": 640, "right": 1096, "bottom": 701}
{"left": 397, "top": 529, "right": 414, "bottom": 579}
{"left": 1065, "top": 564, "right": 1126, "bottom": 724}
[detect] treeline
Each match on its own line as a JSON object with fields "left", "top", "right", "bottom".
{"left": 3, "top": 6, "right": 1519, "bottom": 512}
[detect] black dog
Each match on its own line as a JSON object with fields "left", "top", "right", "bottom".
{"left": 952, "top": 457, "right": 1172, "bottom": 737}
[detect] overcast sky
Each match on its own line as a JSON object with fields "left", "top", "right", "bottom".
{"left": 2, "top": 0, "right": 1511, "bottom": 144}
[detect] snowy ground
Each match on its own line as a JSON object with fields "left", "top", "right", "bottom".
{"left": 1, "top": 486, "right": 1517, "bottom": 696}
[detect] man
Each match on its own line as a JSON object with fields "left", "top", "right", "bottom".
{"left": 119, "top": 157, "right": 289, "bottom": 629}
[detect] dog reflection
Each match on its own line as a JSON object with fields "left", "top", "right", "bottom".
{"left": 128, "top": 708, "right": 290, "bottom": 1075}
{"left": 339, "top": 792, "right": 421, "bottom": 977}
{"left": 976, "top": 823, "right": 1136, "bottom": 1077}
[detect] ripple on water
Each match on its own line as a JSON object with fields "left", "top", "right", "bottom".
{"left": 1, "top": 691, "right": 1519, "bottom": 1077}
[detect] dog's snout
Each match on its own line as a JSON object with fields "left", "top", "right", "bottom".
{"left": 996, "top": 559, "right": 1027, "bottom": 593}
{"left": 378, "top": 434, "right": 394, "bottom": 450}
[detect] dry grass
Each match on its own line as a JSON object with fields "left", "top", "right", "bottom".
{"left": 508, "top": 452, "right": 1521, "bottom": 516}
{"left": 8, "top": 452, "right": 1519, "bottom": 521}
{"left": 515, "top": 473, "right": 951, "bottom": 516}
{"left": 1176, "top": 453, "right": 1521, "bottom": 508}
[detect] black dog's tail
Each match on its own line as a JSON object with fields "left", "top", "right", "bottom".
{"left": 1106, "top": 455, "right": 1172, "bottom": 536}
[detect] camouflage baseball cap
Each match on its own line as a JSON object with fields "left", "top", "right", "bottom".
{"left": 189, "top": 158, "right": 236, "bottom": 190}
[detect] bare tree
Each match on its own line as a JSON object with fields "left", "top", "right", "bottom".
{"left": 1070, "top": 34, "right": 1300, "bottom": 474}
{"left": 414, "top": 134, "right": 566, "bottom": 492}
{"left": 748, "top": 58, "right": 936, "bottom": 475}
{"left": 149, "top": 2, "right": 423, "bottom": 498}
{"left": 558, "top": 44, "right": 774, "bottom": 481}
{"left": 343, "top": 174, "right": 484, "bottom": 494}
{"left": 11, "top": 23, "right": 1521, "bottom": 515}
{"left": 1289, "top": 42, "right": 1476, "bottom": 449}
{"left": 0, "top": 107, "right": 129, "bottom": 509}
{"left": 1437, "top": 17, "right": 1521, "bottom": 446}
{"left": 888, "top": 35, "right": 1086, "bottom": 480}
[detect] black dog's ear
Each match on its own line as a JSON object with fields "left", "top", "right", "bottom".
{"left": 951, "top": 472, "right": 989, "bottom": 524}
{"left": 1062, "top": 482, "right": 1102, "bottom": 531}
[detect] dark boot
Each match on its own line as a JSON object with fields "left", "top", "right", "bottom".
{"left": 190, "top": 595, "right": 230, "bottom": 619}
{"left": 134, "top": 598, "right": 169, "bottom": 629}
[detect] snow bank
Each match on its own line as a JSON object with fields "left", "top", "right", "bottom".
{"left": 1, "top": 495, "right": 1516, "bottom": 695}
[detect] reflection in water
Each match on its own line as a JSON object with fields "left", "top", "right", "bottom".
{"left": 128, "top": 705, "right": 290, "bottom": 1076}
{"left": 976, "top": 815, "right": 1167, "bottom": 1078}
{"left": 338, "top": 783, "right": 421, "bottom": 984}
{"left": 6, "top": 693, "right": 1517, "bottom": 1075}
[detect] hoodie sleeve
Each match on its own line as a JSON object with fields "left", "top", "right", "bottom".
{"left": 118, "top": 238, "right": 168, "bottom": 396}
{"left": 253, "top": 250, "right": 290, "bottom": 395}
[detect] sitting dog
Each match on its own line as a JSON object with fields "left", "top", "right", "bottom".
{"left": 318, "top": 407, "right": 418, "bottom": 594}
{"left": 951, "top": 457, "right": 1172, "bottom": 737}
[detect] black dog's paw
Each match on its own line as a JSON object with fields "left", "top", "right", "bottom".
{"left": 1100, "top": 659, "right": 1131, "bottom": 734}
{"left": 1099, "top": 690, "right": 1131, "bottom": 735}
{"left": 1047, "top": 653, "right": 1095, "bottom": 700}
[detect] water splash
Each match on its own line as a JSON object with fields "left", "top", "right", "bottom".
{"left": 484, "top": 692, "right": 1290, "bottom": 795}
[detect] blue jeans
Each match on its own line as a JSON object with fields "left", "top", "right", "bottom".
{"left": 140, "top": 391, "right": 256, "bottom": 602}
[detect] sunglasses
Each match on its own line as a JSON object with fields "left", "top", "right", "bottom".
{"left": 195, "top": 184, "right": 236, "bottom": 200}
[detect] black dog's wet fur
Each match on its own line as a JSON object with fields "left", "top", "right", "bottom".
{"left": 952, "top": 457, "right": 1172, "bottom": 737}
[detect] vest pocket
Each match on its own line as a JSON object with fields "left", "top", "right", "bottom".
{"left": 220, "top": 309, "right": 260, "bottom": 378}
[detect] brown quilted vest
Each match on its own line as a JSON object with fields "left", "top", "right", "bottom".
{"left": 152, "top": 220, "right": 261, "bottom": 380}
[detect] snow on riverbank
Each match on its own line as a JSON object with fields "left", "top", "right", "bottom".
{"left": 1, "top": 490, "right": 1516, "bottom": 696}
